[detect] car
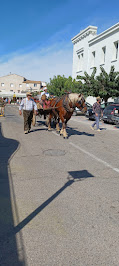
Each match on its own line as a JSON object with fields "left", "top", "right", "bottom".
{"left": 109, "top": 105, "right": 119, "bottom": 124}
{"left": 85, "top": 108, "right": 95, "bottom": 120}
{"left": 73, "top": 102, "right": 92, "bottom": 116}
{"left": 102, "top": 104, "right": 119, "bottom": 124}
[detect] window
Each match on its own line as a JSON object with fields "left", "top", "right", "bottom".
{"left": 114, "top": 41, "right": 118, "bottom": 59}
{"left": 77, "top": 53, "right": 84, "bottom": 72}
{"left": 91, "top": 51, "right": 95, "bottom": 67}
{"left": 18, "top": 90, "right": 20, "bottom": 93}
{"left": 26, "top": 84, "right": 29, "bottom": 87}
{"left": 19, "top": 84, "right": 22, "bottom": 88}
{"left": 34, "top": 84, "right": 37, "bottom": 87}
{"left": 1, "top": 83, "right": 4, "bottom": 87}
{"left": 102, "top": 46, "right": 106, "bottom": 64}
{"left": 10, "top": 89, "right": 13, "bottom": 92}
{"left": 10, "top": 83, "right": 14, "bottom": 87}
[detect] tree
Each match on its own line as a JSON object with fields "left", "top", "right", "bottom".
{"left": 96, "top": 66, "right": 119, "bottom": 103}
{"left": 77, "top": 66, "right": 119, "bottom": 103}
{"left": 77, "top": 67, "right": 99, "bottom": 97}
{"left": 47, "top": 75, "right": 67, "bottom": 96}
{"left": 47, "top": 75, "right": 83, "bottom": 96}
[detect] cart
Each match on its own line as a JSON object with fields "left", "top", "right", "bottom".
{"left": 32, "top": 106, "right": 57, "bottom": 126}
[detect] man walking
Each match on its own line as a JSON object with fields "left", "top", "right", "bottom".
{"left": 19, "top": 92, "right": 38, "bottom": 134}
{"left": 90, "top": 97, "right": 102, "bottom": 131}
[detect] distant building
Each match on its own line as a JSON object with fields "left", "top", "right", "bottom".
{"left": 71, "top": 22, "right": 119, "bottom": 79}
{"left": 0, "top": 73, "right": 46, "bottom": 98}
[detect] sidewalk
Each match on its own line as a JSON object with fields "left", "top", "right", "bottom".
{"left": 0, "top": 121, "right": 23, "bottom": 265}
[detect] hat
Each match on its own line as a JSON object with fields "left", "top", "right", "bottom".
{"left": 96, "top": 96, "right": 101, "bottom": 101}
{"left": 26, "top": 92, "right": 32, "bottom": 96}
{"left": 43, "top": 87, "right": 47, "bottom": 91}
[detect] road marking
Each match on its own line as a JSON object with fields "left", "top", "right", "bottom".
{"left": 70, "top": 142, "right": 119, "bottom": 174}
{"left": 52, "top": 131, "right": 60, "bottom": 136}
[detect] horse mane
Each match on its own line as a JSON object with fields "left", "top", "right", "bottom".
{"left": 68, "top": 93, "right": 82, "bottom": 104}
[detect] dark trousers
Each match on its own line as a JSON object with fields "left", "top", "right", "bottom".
{"left": 23, "top": 110, "right": 33, "bottom": 131}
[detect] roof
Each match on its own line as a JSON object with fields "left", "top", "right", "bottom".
{"left": 0, "top": 73, "right": 26, "bottom": 79}
{"left": 71, "top": 26, "right": 97, "bottom": 43}
{"left": 23, "top": 80, "right": 41, "bottom": 84}
{"left": 89, "top": 22, "right": 119, "bottom": 45}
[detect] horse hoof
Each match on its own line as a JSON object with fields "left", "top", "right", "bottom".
{"left": 63, "top": 136, "right": 68, "bottom": 139}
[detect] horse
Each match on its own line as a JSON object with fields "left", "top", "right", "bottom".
{"left": 47, "top": 93, "right": 87, "bottom": 138}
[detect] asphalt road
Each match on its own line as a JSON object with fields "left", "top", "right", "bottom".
{"left": 0, "top": 105, "right": 119, "bottom": 266}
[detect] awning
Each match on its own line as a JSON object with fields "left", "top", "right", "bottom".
{"left": 0, "top": 92, "right": 26, "bottom": 98}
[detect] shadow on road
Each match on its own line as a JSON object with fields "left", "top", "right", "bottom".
{"left": 13, "top": 170, "right": 94, "bottom": 235}
{"left": 67, "top": 126, "right": 94, "bottom": 138}
{"left": 0, "top": 122, "right": 26, "bottom": 265}
{"left": 68, "top": 170, "right": 94, "bottom": 180}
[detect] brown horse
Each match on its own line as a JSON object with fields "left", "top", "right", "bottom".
{"left": 48, "top": 93, "right": 87, "bottom": 138}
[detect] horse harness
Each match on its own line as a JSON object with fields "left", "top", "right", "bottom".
{"left": 51, "top": 94, "right": 74, "bottom": 112}
{"left": 51, "top": 94, "right": 85, "bottom": 113}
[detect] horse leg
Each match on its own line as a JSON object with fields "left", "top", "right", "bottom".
{"left": 48, "top": 113, "right": 52, "bottom": 131}
{"left": 56, "top": 117, "right": 60, "bottom": 132}
{"left": 60, "top": 127, "right": 64, "bottom": 135}
{"left": 62, "top": 126, "right": 68, "bottom": 138}
{"left": 59, "top": 115, "right": 68, "bottom": 138}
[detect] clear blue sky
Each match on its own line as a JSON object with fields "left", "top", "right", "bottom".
{"left": 0, "top": 0, "right": 119, "bottom": 82}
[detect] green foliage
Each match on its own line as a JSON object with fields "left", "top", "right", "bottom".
{"left": 47, "top": 75, "right": 83, "bottom": 96}
{"left": 77, "top": 66, "right": 119, "bottom": 103}
{"left": 32, "top": 91, "right": 38, "bottom": 97}
{"left": 96, "top": 66, "right": 119, "bottom": 102}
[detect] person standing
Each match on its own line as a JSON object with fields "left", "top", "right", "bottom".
{"left": 90, "top": 97, "right": 102, "bottom": 131}
{"left": 41, "top": 87, "right": 50, "bottom": 99}
{"left": 19, "top": 92, "right": 38, "bottom": 134}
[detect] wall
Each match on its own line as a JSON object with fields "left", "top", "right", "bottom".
{"left": 72, "top": 23, "right": 119, "bottom": 79}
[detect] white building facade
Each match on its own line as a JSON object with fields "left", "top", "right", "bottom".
{"left": 71, "top": 23, "right": 119, "bottom": 80}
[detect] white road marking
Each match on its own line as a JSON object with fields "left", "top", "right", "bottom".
{"left": 70, "top": 142, "right": 119, "bottom": 174}
{"left": 52, "top": 131, "right": 60, "bottom": 136}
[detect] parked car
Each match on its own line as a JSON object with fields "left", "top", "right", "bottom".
{"left": 86, "top": 102, "right": 114, "bottom": 120}
{"left": 85, "top": 108, "right": 95, "bottom": 120}
{"left": 73, "top": 102, "right": 92, "bottom": 116}
{"left": 102, "top": 104, "right": 119, "bottom": 124}
{"left": 107, "top": 105, "right": 119, "bottom": 124}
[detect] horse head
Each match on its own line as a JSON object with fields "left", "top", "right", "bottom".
{"left": 69, "top": 93, "right": 87, "bottom": 113}
{"left": 76, "top": 94, "right": 87, "bottom": 113}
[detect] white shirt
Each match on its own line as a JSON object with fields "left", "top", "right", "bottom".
{"left": 41, "top": 91, "right": 50, "bottom": 98}
{"left": 19, "top": 98, "right": 37, "bottom": 111}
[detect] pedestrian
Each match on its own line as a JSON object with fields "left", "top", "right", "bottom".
{"left": 41, "top": 87, "right": 50, "bottom": 99}
{"left": 90, "top": 97, "right": 103, "bottom": 131}
{"left": 19, "top": 92, "right": 38, "bottom": 134}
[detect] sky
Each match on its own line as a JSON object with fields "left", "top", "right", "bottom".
{"left": 0, "top": 0, "right": 119, "bottom": 83}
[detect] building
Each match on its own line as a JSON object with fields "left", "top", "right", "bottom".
{"left": 71, "top": 22, "right": 119, "bottom": 80}
{"left": 0, "top": 73, "right": 46, "bottom": 99}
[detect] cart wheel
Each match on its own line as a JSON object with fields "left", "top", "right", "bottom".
{"left": 32, "top": 114, "right": 36, "bottom": 126}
